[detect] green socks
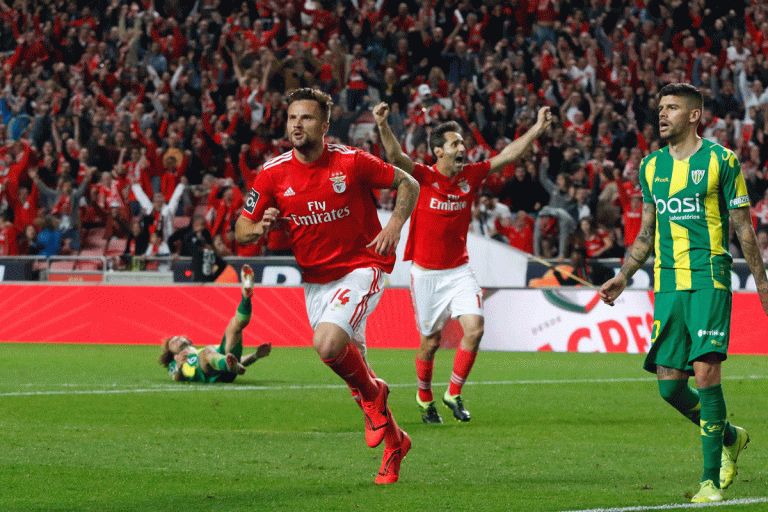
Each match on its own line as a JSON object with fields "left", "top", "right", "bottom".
{"left": 236, "top": 296, "right": 252, "bottom": 323}
{"left": 658, "top": 380, "right": 740, "bottom": 486}
{"left": 698, "top": 384, "right": 727, "bottom": 486}
{"left": 658, "top": 379, "right": 738, "bottom": 441}
{"left": 209, "top": 353, "right": 229, "bottom": 371}
{"left": 657, "top": 379, "right": 701, "bottom": 425}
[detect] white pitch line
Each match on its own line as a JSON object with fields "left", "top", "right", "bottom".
{"left": 1, "top": 374, "right": 767, "bottom": 398}
{"left": 560, "top": 496, "right": 768, "bottom": 512}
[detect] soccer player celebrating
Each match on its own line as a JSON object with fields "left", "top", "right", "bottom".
{"left": 235, "top": 88, "right": 420, "bottom": 484}
{"left": 599, "top": 83, "right": 768, "bottom": 503}
{"left": 373, "top": 102, "right": 551, "bottom": 423}
{"left": 159, "top": 265, "right": 272, "bottom": 382}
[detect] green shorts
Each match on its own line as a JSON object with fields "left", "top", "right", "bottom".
{"left": 643, "top": 289, "right": 731, "bottom": 374}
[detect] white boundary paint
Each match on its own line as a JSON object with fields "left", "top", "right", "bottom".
{"left": 2, "top": 374, "right": 766, "bottom": 397}
{"left": 560, "top": 497, "right": 768, "bottom": 512}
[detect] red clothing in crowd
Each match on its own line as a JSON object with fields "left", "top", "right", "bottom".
{"left": 0, "top": 222, "right": 18, "bottom": 255}
{"left": 499, "top": 215, "right": 534, "bottom": 254}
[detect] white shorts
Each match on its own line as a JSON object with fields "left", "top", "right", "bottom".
{"left": 409, "top": 263, "right": 483, "bottom": 336}
{"left": 304, "top": 267, "right": 386, "bottom": 356}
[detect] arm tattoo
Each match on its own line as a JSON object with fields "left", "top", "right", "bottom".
{"left": 390, "top": 169, "right": 419, "bottom": 223}
{"left": 732, "top": 208, "right": 768, "bottom": 287}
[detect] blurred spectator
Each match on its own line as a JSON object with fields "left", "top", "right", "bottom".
{"left": 213, "top": 233, "right": 233, "bottom": 257}
{"left": 471, "top": 191, "right": 511, "bottom": 241}
{"left": 752, "top": 188, "right": 768, "bottom": 227}
{"left": 131, "top": 178, "right": 186, "bottom": 243}
{"left": 183, "top": 213, "right": 227, "bottom": 282}
{"left": 498, "top": 210, "right": 534, "bottom": 254}
{"left": 7, "top": 184, "right": 38, "bottom": 235}
{"left": 554, "top": 247, "right": 614, "bottom": 287}
{"left": 29, "top": 167, "right": 93, "bottom": 253}
{"left": 757, "top": 227, "right": 768, "bottom": 264}
{"left": 578, "top": 216, "right": 614, "bottom": 259}
{"left": 144, "top": 230, "right": 171, "bottom": 271}
{"left": 533, "top": 206, "right": 575, "bottom": 259}
{"left": 0, "top": 210, "right": 18, "bottom": 255}
{"left": 539, "top": 161, "right": 572, "bottom": 210}
{"left": 36, "top": 216, "right": 61, "bottom": 258}
{"left": 498, "top": 163, "right": 548, "bottom": 214}
{"left": 180, "top": 215, "right": 210, "bottom": 257}
{"left": 206, "top": 179, "right": 244, "bottom": 250}
{"left": 121, "top": 216, "right": 151, "bottom": 270}
{"left": 18, "top": 224, "right": 42, "bottom": 255}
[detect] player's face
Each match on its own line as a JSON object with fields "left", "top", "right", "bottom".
{"left": 287, "top": 100, "right": 328, "bottom": 153}
{"left": 658, "top": 95, "right": 698, "bottom": 143}
{"left": 438, "top": 132, "right": 466, "bottom": 174}
{"left": 167, "top": 336, "right": 192, "bottom": 354}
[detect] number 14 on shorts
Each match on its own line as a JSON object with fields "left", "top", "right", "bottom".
{"left": 331, "top": 288, "right": 352, "bottom": 307}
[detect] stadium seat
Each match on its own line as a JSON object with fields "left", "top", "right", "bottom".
{"left": 50, "top": 260, "right": 75, "bottom": 271}
{"left": 104, "top": 237, "right": 125, "bottom": 256}
{"left": 75, "top": 260, "right": 102, "bottom": 271}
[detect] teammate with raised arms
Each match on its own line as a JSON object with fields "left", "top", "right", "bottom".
{"left": 373, "top": 101, "right": 551, "bottom": 423}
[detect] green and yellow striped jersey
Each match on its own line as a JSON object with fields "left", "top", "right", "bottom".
{"left": 639, "top": 139, "right": 749, "bottom": 292}
{"left": 168, "top": 347, "right": 221, "bottom": 383}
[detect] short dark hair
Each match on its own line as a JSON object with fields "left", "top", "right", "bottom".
{"left": 659, "top": 83, "right": 703, "bottom": 111}
{"left": 429, "top": 121, "right": 462, "bottom": 158}
{"left": 286, "top": 88, "right": 333, "bottom": 123}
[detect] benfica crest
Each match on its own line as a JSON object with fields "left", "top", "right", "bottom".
{"left": 329, "top": 171, "right": 347, "bottom": 193}
{"left": 691, "top": 168, "right": 705, "bottom": 185}
{"left": 457, "top": 178, "right": 470, "bottom": 194}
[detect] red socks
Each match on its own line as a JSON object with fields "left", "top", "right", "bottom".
{"left": 415, "top": 357, "right": 434, "bottom": 403}
{"left": 383, "top": 410, "right": 403, "bottom": 448}
{"left": 322, "top": 343, "right": 378, "bottom": 401}
{"left": 448, "top": 347, "right": 477, "bottom": 396}
{"left": 348, "top": 363, "right": 377, "bottom": 408}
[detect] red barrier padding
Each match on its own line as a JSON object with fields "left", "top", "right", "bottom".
{"left": 0, "top": 285, "right": 764, "bottom": 354}
{"left": 0, "top": 284, "right": 419, "bottom": 348}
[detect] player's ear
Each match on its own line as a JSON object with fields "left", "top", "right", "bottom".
{"left": 690, "top": 107, "right": 702, "bottom": 124}
{"left": 433, "top": 146, "right": 444, "bottom": 159}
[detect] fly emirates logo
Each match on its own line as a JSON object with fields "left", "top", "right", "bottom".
{"left": 430, "top": 194, "right": 467, "bottom": 212}
{"left": 290, "top": 201, "right": 350, "bottom": 226}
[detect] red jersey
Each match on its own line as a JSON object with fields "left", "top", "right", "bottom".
{"left": 622, "top": 207, "right": 642, "bottom": 247}
{"left": 500, "top": 218, "right": 534, "bottom": 254}
{"left": 0, "top": 223, "right": 18, "bottom": 255}
{"left": 241, "top": 144, "right": 395, "bottom": 284}
{"left": 584, "top": 230, "right": 610, "bottom": 258}
{"left": 404, "top": 161, "right": 490, "bottom": 269}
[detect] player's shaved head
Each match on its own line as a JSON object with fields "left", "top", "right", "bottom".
{"left": 659, "top": 83, "right": 703, "bottom": 112}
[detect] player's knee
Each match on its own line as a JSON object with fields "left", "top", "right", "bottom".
{"left": 463, "top": 325, "right": 484, "bottom": 347}
{"left": 420, "top": 332, "right": 441, "bottom": 353}
{"left": 313, "top": 324, "right": 349, "bottom": 360}
{"left": 657, "top": 379, "right": 685, "bottom": 404}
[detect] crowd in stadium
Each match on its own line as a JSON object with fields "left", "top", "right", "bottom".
{"left": 0, "top": 0, "right": 767, "bottom": 274}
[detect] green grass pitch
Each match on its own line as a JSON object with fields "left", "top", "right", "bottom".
{"left": 3, "top": 344, "right": 768, "bottom": 512}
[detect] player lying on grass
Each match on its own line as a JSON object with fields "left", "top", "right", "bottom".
{"left": 158, "top": 264, "right": 272, "bottom": 382}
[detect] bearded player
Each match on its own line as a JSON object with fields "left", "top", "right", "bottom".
{"left": 600, "top": 83, "right": 767, "bottom": 503}
{"left": 374, "top": 102, "right": 551, "bottom": 423}
{"left": 159, "top": 265, "right": 272, "bottom": 382}
{"left": 235, "top": 88, "right": 419, "bottom": 484}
